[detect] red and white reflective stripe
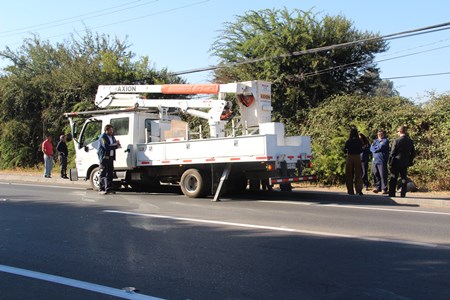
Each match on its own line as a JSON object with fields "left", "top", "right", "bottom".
{"left": 270, "top": 176, "right": 317, "bottom": 184}
{"left": 256, "top": 156, "right": 273, "bottom": 160}
{"left": 137, "top": 155, "right": 292, "bottom": 166}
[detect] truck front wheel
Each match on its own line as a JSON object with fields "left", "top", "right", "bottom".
{"left": 90, "top": 167, "right": 101, "bottom": 191}
{"left": 180, "top": 169, "right": 209, "bottom": 198}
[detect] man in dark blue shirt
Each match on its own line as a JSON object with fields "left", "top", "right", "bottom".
{"left": 98, "top": 124, "right": 121, "bottom": 194}
{"left": 370, "top": 130, "right": 389, "bottom": 194}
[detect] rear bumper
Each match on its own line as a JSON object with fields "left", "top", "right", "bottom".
{"left": 269, "top": 175, "right": 317, "bottom": 185}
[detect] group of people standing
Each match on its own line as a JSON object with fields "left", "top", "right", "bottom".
{"left": 41, "top": 124, "right": 120, "bottom": 195}
{"left": 41, "top": 134, "right": 69, "bottom": 179}
{"left": 344, "top": 126, "right": 416, "bottom": 197}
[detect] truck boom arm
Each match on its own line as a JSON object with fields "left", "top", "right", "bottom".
{"left": 91, "top": 81, "right": 273, "bottom": 138}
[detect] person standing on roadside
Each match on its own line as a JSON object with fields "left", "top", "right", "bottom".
{"left": 370, "top": 129, "right": 390, "bottom": 194}
{"left": 343, "top": 128, "right": 363, "bottom": 195}
{"left": 42, "top": 133, "right": 54, "bottom": 178}
{"left": 98, "top": 124, "right": 121, "bottom": 194}
{"left": 57, "top": 134, "right": 69, "bottom": 179}
{"left": 359, "top": 133, "right": 371, "bottom": 191}
{"left": 388, "top": 126, "right": 416, "bottom": 197}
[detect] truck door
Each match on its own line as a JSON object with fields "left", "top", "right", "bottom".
{"left": 110, "top": 116, "right": 132, "bottom": 169}
{"left": 77, "top": 119, "right": 103, "bottom": 178}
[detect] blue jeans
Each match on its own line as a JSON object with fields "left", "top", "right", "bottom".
{"left": 44, "top": 155, "right": 53, "bottom": 177}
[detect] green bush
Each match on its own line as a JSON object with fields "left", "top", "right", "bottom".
{"left": 302, "top": 93, "right": 449, "bottom": 190}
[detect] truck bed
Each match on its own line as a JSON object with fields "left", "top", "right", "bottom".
{"left": 136, "top": 134, "right": 311, "bottom": 166}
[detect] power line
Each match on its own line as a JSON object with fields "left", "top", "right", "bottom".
{"left": 172, "top": 21, "right": 450, "bottom": 75}
{"left": 383, "top": 72, "right": 450, "bottom": 80}
{"left": 0, "top": 0, "right": 210, "bottom": 48}
{"left": 88, "top": 0, "right": 209, "bottom": 31}
{"left": 376, "top": 36, "right": 450, "bottom": 59}
{"left": 300, "top": 43, "right": 450, "bottom": 79}
{"left": 0, "top": 0, "right": 158, "bottom": 38}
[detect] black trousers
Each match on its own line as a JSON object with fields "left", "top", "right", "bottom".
{"left": 361, "top": 160, "right": 369, "bottom": 188}
{"left": 99, "top": 158, "right": 114, "bottom": 192}
{"left": 389, "top": 165, "right": 408, "bottom": 197}
{"left": 59, "top": 154, "right": 67, "bottom": 177}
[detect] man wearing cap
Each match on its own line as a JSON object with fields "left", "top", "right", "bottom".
{"left": 370, "top": 130, "right": 390, "bottom": 194}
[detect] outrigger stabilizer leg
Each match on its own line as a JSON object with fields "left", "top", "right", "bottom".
{"left": 212, "top": 164, "right": 232, "bottom": 202}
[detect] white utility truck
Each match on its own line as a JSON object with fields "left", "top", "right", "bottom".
{"left": 65, "top": 80, "right": 316, "bottom": 200}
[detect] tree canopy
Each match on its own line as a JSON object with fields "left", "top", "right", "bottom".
{"left": 211, "top": 8, "right": 387, "bottom": 126}
{"left": 0, "top": 31, "right": 183, "bottom": 168}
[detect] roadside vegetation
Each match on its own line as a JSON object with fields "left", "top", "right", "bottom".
{"left": 0, "top": 8, "right": 448, "bottom": 190}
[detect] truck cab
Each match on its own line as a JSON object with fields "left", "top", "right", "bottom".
{"left": 69, "top": 110, "right": 180, "bottom": 188}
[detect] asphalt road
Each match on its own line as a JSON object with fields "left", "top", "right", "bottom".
{"left": 1, "top": 182, "right": 450, "bottom": 299}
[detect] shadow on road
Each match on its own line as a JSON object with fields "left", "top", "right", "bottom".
{"left": 1, "top": 196, "right": 449, "bottom": 300}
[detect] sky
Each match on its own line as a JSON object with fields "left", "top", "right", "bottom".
{"left": 1, "top": 0, "right": 449, "bottom": 102}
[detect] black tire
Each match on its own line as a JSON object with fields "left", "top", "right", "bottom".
{"left": 90, "top": 167, "right": 101, "bottom": 191}
{"left": 180, "top": 169, "right": 209, "bottom": 198}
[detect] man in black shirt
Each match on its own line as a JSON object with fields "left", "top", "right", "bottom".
{"left": 388, "top": 126, "right": 416, "bottom": 197}
{"left": 57, "top": 134, "right": 69, "bottom": 179}
{"left": 343, "top": 128, "right": 363, "bottom": 195}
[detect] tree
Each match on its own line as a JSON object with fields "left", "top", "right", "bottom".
{"left": 210, "top": 8, "right": 387, "bottom": 130}
{"left": 368, "top": 79, "right": 399, "bottom": 97}
{"left": 0, "top": 31, "right": 183, "bottom": 167}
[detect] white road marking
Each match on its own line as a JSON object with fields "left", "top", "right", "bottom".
{"left": 104, "top": 210, "right": 440, "bottom": 248}
{"left": 258, "top": 200, "right": 450, "bottom": 216}
{"left": 0, "top": 181, "right": 84, "bottom": 190}
{"left": 0, "top": 264, "right": 163, "bottom": 300}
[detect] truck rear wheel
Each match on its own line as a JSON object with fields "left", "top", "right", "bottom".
{"left": 180, "top": 169, "right": 209, "bottom": 198}
{"left": 90, "top": 167, "right": 101, "bottom": 191}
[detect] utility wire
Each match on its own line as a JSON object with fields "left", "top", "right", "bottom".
{"left": 0, "top": 0, "right": 159, "bottom": 38}
{"left": 383, "top": 72, "right": 450, "bottom": 80}
{"left": 88, "top": 0, "right": 209, "bottom": 31}
{"left": 0, "top": 0, "right": 209, "bottom": 48}
{"left": 300, "top": 44, "right": 450, "bottom": 79}
{"left": 172, "top": 21, "right": 450, "bottom": 75}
